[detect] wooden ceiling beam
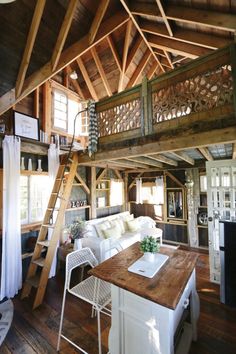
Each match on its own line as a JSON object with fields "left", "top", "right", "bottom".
{"left": 147, "top": 62, "right": 158, "bottom": 80}
{"left": 107, "top": 34, "right": 122, "bottom": 73}
{"left": 147, "top": 154, "right": 178, "bottom": 166}
{"left": 118, "top": 19, "right": 132, "bottom": 92}
{"left": 75, "top": 172, "right": 90, "bottom": 195}
{"left": 89, "top": 0, "right": 110, "bottom": 44}
{"left": 120, "top": 0, "right": 165, "bottom": 74}
{"left": 172, "top": 55, "right": 187, "bottom": 65}
{"left": 148, "top": 34, "right": 211, "bottom": 59}
{"left": 130, "top": 1, "right": 236, "bottom": 32}
{"left": 233, "top": 143, "right": 236, "bottom": 159}
{"left": 125, "top": 35, "right": 143, "bottom": 72}
{"left": 76, "top": 57, "right": 98, "bottom": 101}
{"left": 163, "top": 51, "right": 174, "bottom": 69}
{"left": 91, "top": 47, "right": 112, "bottom": 97}
{"left": 77, "top": 126, "right": 236, "bottom": 164}
{"left": 51, "top": 0, "right": 78, "bottom": 71}
{"left": 15, "top": 0, "right": 46, "bottom": 98}
{"left": 140, "top": 20, "right": 231, "bottom": 50}
{"left": 0, "top": 11, "right": 129, "bottom": 115}
{"left": 155, "top": 0, "right": 173, "bottom": 37}
{"left": 126, "top": 49, "right": 151, "bottom": 89}
{"left": 166, "top": 5, "right": 236, "bottom": 32}
{"left": 198, "top": 147, "right": 214, "bottom": 161}
{"left": 171, "top": 151, "right": 195, "bottom": 165}
{"left": 108, "top": 159, "right": 148, "bottom": 169}
{"left": 127, "top": 156, "right": 163, "bottom": 168}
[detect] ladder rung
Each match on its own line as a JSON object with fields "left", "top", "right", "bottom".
{"left": 47, "top": 207, "right": 59, "bottom": 211}
{"left": 32, "top": 257, "right": 45, "bottom": 267}
{"left": 37, "top": 240, "right": 50, "bottom": 247}
{"left": 26, "top": 274, "right": 41, "bottom": 288}
{"left": 42, "top": 223, "right": 55, "bottom": 228}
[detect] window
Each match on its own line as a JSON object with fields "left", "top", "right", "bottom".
{"left": 20, "top": 175, "right": 50, "bottom": 224}
{"left": 52, "top": 88, "right": 89, "bottom": 136}
{"left": 110, "top": 179, "right": 124, "bottom": 206}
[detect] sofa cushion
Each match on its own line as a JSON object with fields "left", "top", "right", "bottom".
{"left": 126, "top": 219, "right": 139, "bottom": 232}
{"left": 102, "top": 225, "right": 122, "bottom": 239}
{"left": 95, "top": 220, "right": 111, "bottom": 238}
{"left": 122, "top": 214, "right": 134, "bottom": 231}
{"left": 111, "top": 218, "right": 125, "bottom": 234}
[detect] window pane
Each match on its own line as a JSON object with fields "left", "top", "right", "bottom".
{"left": 29, "top": 176, "right": 50, "bottom": 223}
{"left": 20, "top": 176, "right": 28, "bottom": 224}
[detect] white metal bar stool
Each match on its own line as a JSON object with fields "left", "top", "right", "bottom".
{"left": 57, "top": 247, "right": 111, "bottom": 354}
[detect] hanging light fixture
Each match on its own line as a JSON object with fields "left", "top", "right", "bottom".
{"left": 0, "top": 0, "right": 16, "bottom": 3}
{"left": 69, "top": 70, "right": 78, "bottom": 80}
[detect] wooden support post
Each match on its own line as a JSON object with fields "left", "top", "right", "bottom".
{"left": 230, "top": 44, "right": 236, "bottom": 118}
{"left": 34, "top": 87, "right": 39, "bottom": 118}
{"left": 124, "top": 172, "right": 129, "bottom": 212}
{"left": 42, "top": 81, "right": 51, "bottom": 142}
{"left": 141, "top": 76, "right": 150, "bottom": 136}
{"left": 90, "top": 166, "right": 97, "bottom": 219}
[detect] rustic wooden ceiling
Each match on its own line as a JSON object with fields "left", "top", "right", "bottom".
{"left": 0, "top": 0, "right": 235, "bottom": 116}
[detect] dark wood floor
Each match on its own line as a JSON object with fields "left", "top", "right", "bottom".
{"left": 2, "top": 251, "right": 236, "bottom": 354}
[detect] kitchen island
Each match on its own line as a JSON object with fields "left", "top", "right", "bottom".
{"left": 89, "top": 242, "right": 200, "bottom": 354}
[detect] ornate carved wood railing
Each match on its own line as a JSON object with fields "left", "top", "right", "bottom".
{"left": 96, "top": 44, "right": 236, "bottom": 145}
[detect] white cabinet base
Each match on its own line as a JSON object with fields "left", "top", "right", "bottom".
{"left": 109, "top": 270, "right": 199, "bottom": 354}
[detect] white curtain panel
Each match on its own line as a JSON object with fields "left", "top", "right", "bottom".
{"left": 48, "top": 144, "right": 60, "bottom": 278}
{"left": 136, "top": 178, "right": 143, "bottom": 204}
{"left": 110, "top": 179, "right": 124, "bottom": 206}
{"left": 1, "top": 136, "right": 22, "bottom": 300}
{"left": 155, "top": 177, "right": 164, "bottom": 205}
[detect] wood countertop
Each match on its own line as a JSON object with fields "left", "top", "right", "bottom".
{"left": 89, "top": 242, "right": 198, "bottom": 310}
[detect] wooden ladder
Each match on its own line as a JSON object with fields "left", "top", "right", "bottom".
{"left": 21, "top": 152, "right": 79, "bottom": 309}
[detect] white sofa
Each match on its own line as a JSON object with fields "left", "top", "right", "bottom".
{"left": 82, "top": 211, "right": 162, "bottom": 262}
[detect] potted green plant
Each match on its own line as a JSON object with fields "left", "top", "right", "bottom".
{"left": 67, "top": 217, "right": 87, "bottom": 250}
{"left": 140, "top": 236, "right": 160, "bottom": 262}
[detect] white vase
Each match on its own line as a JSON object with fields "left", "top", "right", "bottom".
{"left": 37, "top": 159, "right": 42, "bottom": 172}
{"left": 21, "top": 157, "right": 25, "bottom": 170}
{"left": 143, "top": 252, "right": 156, "bottom": 262}
{"left": 28, "top": 158, "right": 32, "bottom": 171}
{"left": 73, "top": 238, "right": 82, "bottom": 251}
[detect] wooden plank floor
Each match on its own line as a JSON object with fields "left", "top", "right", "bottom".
{"left": 2, "top": 252, "right": 236, "bottom": 353}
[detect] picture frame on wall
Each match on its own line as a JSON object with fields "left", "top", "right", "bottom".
{"left": 13, "top": 111, "right": 39, "bottom": 141}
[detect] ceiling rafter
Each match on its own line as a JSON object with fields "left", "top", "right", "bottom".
{"left": 51, "top": 0, "right": 78, "bottom": 72}
{"left": 0, "top": 11, "right": 129, "bottom": 115}
{"left": 126, "top": 49, "right": 151, "bottom": 89}
{"left": 89, "top": 0, "right": 110, "bottom": 45}
{"left": 198, "top": 147, "right": 214, "bottom": 161}
{"left": 125, "top": 35, "right": 143, "bottom": 72}
{"left": 172, "top": 55, "right": 187, "bottom": 65}
{"left": 140, "top": 20, "right": 231, "bottom": 50}
{"left": 148, "top": 34, "right": 211, "bottom": 59}
{"left": 118, "top": 19, "right": 132, "bottom": 92}
{"left": 155, "top": 0, "right": 173, "bottom": 37}
{"left": 107, "top": 34, "right": 122, "bottom": 73}
{"left": 127, "top": 156, "right": 163, "bottom": 168}
{"left": 15, "top": 0, "right": 46, "bottom": 98}
{"left": 147, "top": 62, "right": 158, "bottom": 80}
{"left": 171, "top": 151, "right": 195, "bottom": 165}
{"left": 147, "top": 154, "right": 178, "bottom": 166}
{"left": 130, "top": 2, "right": 236, "bottom": 32}
{"left": 76, "top": 57, "right": 98, "bottom": 101}
{"left": 91, "top": 47, "right": 112, "bottom": 97}
{"left": 120, "top": 0, "right": 165, "bottom": 74}
{"left": 163, "top": 51, "right": 174, "bottom": 69}
{"left": 109, "top": 159, "right": 148, "bottom": 169}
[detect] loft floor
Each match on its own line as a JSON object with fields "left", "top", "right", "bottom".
{"left": 2, "top": 251, "right": 236, "bottom": 354}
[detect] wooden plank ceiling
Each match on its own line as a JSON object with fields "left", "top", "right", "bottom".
{"left": 0, "top": 0, "right": 235, "bottom": 171}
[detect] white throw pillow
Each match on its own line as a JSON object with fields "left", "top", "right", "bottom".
{"left": 126, "top": 219, "right": 139, "bottom": 232}
{"left": 122, "top": 214, "right": 134, "bottom": 231}
{"left": 111, "top": 219, "right": 125, "bottom": 234}
{"left": 95, "top": 221, "right": 111, "bottom": 238}
{"left": 102, "top": 225, "right": 122, "bottom": 239}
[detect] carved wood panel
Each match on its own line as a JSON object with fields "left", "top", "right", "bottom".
{"left": 98, "top": 98, "right": 141, "bottom": 137}
{"left": 152, "top": 65, "right": 233, "bottom": 124}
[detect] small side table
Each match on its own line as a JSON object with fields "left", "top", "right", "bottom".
{"left": 140, "top": 227, "right": 163, "bottom": 244}
{"left": 57, "top": 243, "right": 86, "bottom": 281}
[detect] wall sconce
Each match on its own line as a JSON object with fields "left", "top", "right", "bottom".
{"left": 70, "top": 71, "right": 78, "bottom": 80}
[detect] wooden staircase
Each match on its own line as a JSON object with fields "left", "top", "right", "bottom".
{"left": 21, "top": 152, "right": 79, "bottom": 309}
